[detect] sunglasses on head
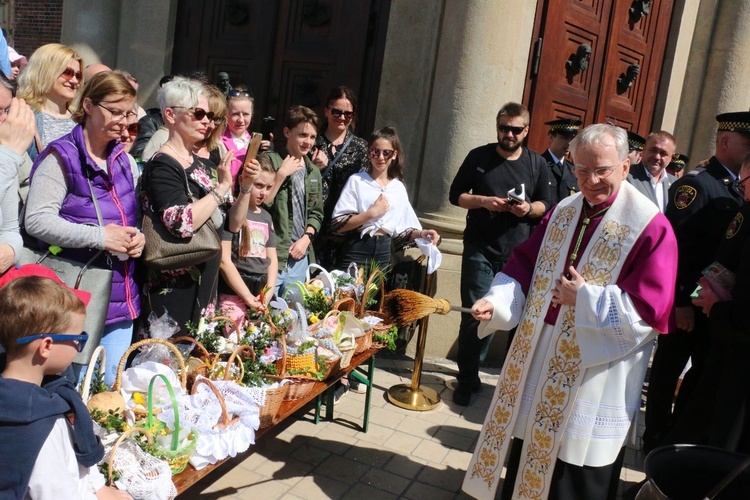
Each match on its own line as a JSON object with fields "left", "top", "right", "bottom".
{"left": 171, "top": 106, "right": 216, "bottom": 121}
{"left": 497, "top": 124, "right": 527, "bottom": 135}
{"left": 329, "top": 107, "right": 354, "bottom": 120}
{"left": 16, "top": 332, "right": 90, "bottom": 353}
{"left": 60, "top": 68, "right": 83, "bottom": 82}
{"left": 368, "top": 147, "right": 395, "bottom": 160}
{"left": 227, "top": 89, "right": 253, "bottom": 99}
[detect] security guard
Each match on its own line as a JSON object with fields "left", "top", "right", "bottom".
{"left": 644, "top": 111, "right": 750, "bottom": 452}
{"left": 667, "top": 153, "right": 689, "bottom": 178}
{"left": 541, "top": 118, "right": 581, "bottom": 206}
{"left": 627, "top": 130, "right": 646, "bottom": 165}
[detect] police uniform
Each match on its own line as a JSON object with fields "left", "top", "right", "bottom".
{"left": 667, "top": 153, "right": 689, "bottom": 176}
{"left": 643, "top": 113, "right": 749, "bottom": 452}
{"left": 542, "top": 118, "right": 580, "bottom": 207}
{"left": 627, "top": 130, "right": 646, "bottom": 153}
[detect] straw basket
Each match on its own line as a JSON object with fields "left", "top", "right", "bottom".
{"left": 79, "top": 345, "right": 106, "bottom": 402}
{"left": 268, "top": 334, "right": 317, "bottom": 401}
{"left": 170, "top": 336, "right": 216, "bottom": 391}
{"left": 144, "top": 373, "right": 198, "bottom": 474}
{"left": 191, "top": 378, "right": 239, "bottom": 429}
{"left": 227, "top": 344, "right": 286, "bottom": 428}
{"left": 359, "top": 269, "right": 393, "bottom": 352}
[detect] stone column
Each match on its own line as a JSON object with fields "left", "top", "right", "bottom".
{"left": 375, "top": 0, "right": 538, "bottom": 360}
{"left": 676, "top": 0, "right": 750, "bottom": 163}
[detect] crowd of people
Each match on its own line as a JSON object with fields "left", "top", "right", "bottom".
{"left": 0, "top": 37, "right": 748, "bottom": 499}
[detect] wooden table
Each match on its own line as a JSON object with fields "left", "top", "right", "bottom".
{"left": 173, "top": 348, "right": 378, "bottom": 495}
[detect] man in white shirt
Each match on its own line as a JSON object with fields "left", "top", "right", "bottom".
{"left": 627, "top": 130, "right": 677, "bottom": 212}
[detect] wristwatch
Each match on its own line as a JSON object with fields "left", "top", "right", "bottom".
{"left": 304, "top": 231, "right": 315, "bottom": 241}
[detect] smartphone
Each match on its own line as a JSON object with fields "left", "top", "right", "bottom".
{"left": 242, "top": 132, "right": 263, "bottom": 167}
{"left": 260, "top": 116, "right": 275, "bottom": 141}
{"left": 507, "top": 183, "right": 526, "bottom": 206}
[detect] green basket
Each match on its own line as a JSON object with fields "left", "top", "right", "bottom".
{"left": 144, "top": 373, "right": 198, "bottom": 474}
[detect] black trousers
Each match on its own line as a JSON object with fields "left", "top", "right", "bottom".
{"left": 501, "top": 438, "right": 625, "bottom": 500}
{"left": 643, "top": 309, "right": 710, "bottom": 450}
{"left": 336, "top": 233, "right": 393, "bottom": 271}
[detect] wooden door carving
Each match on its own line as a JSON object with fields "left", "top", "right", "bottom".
{"left": 524, "top": 0, "right": 674, "bottom": 153}
{"left": 172, "top": 0, "right": 389, "bottom": 143}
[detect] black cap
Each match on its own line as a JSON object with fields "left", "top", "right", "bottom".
{"left": 627, "top": 131, "right": 646, "bottom": 151}
{"left": 545, "top": 118, "right": 582, "bottom": 135}
{"left": 669, "top": 153, "right": 690, "bottom": 170}
{"left": 716, "top": 112, "right": 750, "bottom": 135}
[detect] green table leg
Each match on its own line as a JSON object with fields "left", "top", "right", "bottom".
{"left": 350, "top": 355, "right": 375, "bottom": 432}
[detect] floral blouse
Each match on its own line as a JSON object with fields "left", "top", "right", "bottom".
{"left": 313, "top": 131, "right": 369, "bottom": 216}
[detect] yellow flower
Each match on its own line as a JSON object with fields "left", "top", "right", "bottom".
{"left": 309, "top": 314, "right": 320, "bottom": 324}
{"left": 132, "top": 392, "right": 146, "bottom": 406}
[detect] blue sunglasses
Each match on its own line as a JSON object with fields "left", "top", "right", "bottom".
{"left": 16, "top": 332, "right": 90, "bottom": 353}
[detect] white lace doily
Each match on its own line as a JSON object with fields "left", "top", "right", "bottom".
{"left": 111, "top": 439, "right": 177, "bottom": 500}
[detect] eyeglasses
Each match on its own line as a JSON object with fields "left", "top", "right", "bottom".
{"left": 227, "top": 89, "right": 253, "bottom": 99}
{"left": 16, "top": 332, "right": 90, "bottom": 353}
{"left": 126, "top": 122, "right": 139, "bottom": 137}
{"left": 97, "top": 103, "right": 137, "bottom": 123}
{"left": 60, "top": 68, "right": 83, "bottom": 82}
{"left": 329, "top": 107, "right": 354, "bottom": 120}
{"left": 497, "top": 124, "right": 527, "bottom": 135}
{"left": 573, "top": 165, "right": 617, "bottom": 180}
{"left": 171, "top": 106, "right": 216, "bottom": 122}
{"left": 368, "top": 147, "right": 395, "bottom": 160}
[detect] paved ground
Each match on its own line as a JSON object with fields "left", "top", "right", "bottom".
{"left": 180, "top": 352, "right": 647, "bottom": 499}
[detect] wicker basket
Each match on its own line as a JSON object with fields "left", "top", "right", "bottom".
{"left": 259, "top": 384, "right": 287, "bottom": 428}
{"left": 268, "top": 334, "right": 317, "bottom": 402}
{"left": 359, "top": 269, "right": 393, "bottom": 352}
{"left": 332, "top": 297, "right": 357, "bottom": 313}
{"left": 170, "top": 336, "right": 216, "bottom": 391}
{"left": 191, "top": 377, "right": 239, "bottom": 429}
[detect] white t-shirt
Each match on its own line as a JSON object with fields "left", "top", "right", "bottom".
{"left": 25, "top": 417, "right": 105, "bottom": 499}
{"left": 333, "top": 171, "right": 421, "bottom": 237}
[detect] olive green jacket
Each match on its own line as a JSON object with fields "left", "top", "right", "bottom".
{"left": 263, "top": 150, "right": 323, "bottom": 269}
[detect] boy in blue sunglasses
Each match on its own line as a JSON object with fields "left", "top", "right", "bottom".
{"left": 0, "top": 266, "right": 131, "bottom": 499}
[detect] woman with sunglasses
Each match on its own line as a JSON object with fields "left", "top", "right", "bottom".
{"left": 140, "top": 77, "right": 244, "bottom": 335}
{"left": 17, "top": 43, "right": 84, "bottom": 161}
{"left": 331, "top": 126, "right": 439, "bottom": 270}
{"left": 310, "top": 86, "right": 369, "bottom": 268}
{"left": 24, "top": 71, "right": 143, "bottom": 386}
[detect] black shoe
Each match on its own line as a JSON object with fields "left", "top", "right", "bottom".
{"left": 453, "top": 380, "right": 481, "bottom": 406}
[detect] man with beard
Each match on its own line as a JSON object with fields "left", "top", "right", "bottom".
{"left": 449, "top": 102, "right": 550, "bottom": 406}
{"left": 627, "top": 130, "right": 677, "bottom": 212}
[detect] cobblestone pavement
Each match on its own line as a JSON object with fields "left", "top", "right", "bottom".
{"left": 180, "top": 352, "right": 647, "bottom": 499}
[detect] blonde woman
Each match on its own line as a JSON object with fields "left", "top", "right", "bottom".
{"left": 17, "top": 43, "right": 84, "bottom": 159}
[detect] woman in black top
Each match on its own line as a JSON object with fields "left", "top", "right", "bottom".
{"left": 309, "top": 86, "right": 369, "bottom": 268}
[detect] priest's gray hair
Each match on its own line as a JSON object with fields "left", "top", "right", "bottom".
{"left": 569, "top": 123, "right": 629, "bottom": 161}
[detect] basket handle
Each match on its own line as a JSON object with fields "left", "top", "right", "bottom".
{"left": 224, "top": 345, "right": 256, "bottom": 381}
{"left": 107, "top": 427, "right": 153, "bottom": 485}
{"left": 360, "top": 268, "right": 387, "bottom": 317}
{"left": 210, "top": 315, "right": 241, "bottom": 339}
{"left": 332, "top": 297, "right": 356, "bottom": 313}
{"left": 191, "top": 377, "right": 239, "bottom": 429}
{"left": 170, "top": 336, "right": 211, "bottom": 359}
{"left": 80, "top": 345, "right": 106, "bottom": 402}
{"left": 112, "top": 338, "right": 188, "bottom": 392}
{"left": 147, "top": 374, "right": 180, "bottom": 451}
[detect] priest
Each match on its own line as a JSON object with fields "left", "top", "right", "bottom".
{"left": 462, "top": 124, "right": 678, "bottom": 500}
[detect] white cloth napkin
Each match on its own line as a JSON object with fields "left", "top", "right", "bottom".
{"left": 415, "top": 237, "right": 442, "bottom": 274}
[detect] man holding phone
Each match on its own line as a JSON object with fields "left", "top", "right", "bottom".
{"left": 448, "top": 102, "right": 550, "bottom": 406}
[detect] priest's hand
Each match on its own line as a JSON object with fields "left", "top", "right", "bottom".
{"left": 552, "top": 266, "right": 584, "bottom": 306}
{"left": 691, "top": 277, "right": 718, "bottom": 317}
{"left": 472, "top": 298, "right": 494, "bottom": 321}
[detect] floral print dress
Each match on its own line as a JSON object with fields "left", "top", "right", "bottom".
{"left": 140, "top": 152, "right": 225, "bottom": 334}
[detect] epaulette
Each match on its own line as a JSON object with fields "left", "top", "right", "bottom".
{"left": 686, "top": 167, "right": 705, "bottom": 176}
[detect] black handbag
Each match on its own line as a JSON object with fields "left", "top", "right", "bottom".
{"left": 19, "top": 177, "right": 113, "bottom": 365}
{"left": 140, "top": 161, "right": 221, "bottom": 271}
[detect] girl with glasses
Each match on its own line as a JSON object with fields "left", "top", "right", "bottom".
{"left": 331, "top": 126, "right": 440, "bottom": 271}
{"left": 17, "top": 43, "right": 84, "bottom": 160}
{"left": 24, "top": 71, "right": 143, "bottom": 386}
{"left": 309, "top": 86, "right": 369, "bottom": 268}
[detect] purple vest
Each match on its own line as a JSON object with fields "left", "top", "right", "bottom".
{"left": 29, "top": 125, "right": 141, "bottom": 324}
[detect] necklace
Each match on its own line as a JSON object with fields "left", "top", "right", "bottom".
{"left": 567, "top": 203, "right": 611, "bottom": 268}
{"left": 165, "top": 142, "right": 194, "bottom": 165}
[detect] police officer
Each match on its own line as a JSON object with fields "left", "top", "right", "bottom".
{"left": 541, "top": 118, "right": 581, "bottom": 206}
{"left": 643, "top": 111, "right": 750, "bottom": 452}
{"left": 627, "top": 130, "right": 646, "bottom": 166}
{"left": 667, "top": 153, "right": 689, "bottom": 178}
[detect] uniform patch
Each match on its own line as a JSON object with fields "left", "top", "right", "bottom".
{"left": 726, "top": 212, "right": 743, "bottom": 239}
{"left": 674, "top": 185, "right": 697, "bottom": 209}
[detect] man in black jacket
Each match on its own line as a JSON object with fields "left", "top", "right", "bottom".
{"left": 541, "top": 118, "right": 581, "bottom": 207}
{"left": 449, "top": 102, "right": 550, "bottom": 406}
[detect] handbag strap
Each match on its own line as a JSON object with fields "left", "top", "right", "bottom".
{"left": 85, "top": 175, "right": 105, "bottom": 227}
{"left": 321, "top": 133, "right": 354, "bottom": 179}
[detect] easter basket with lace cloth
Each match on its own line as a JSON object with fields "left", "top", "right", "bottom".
{"left": 106, "top": 427, "right": 177, "bottom": 500}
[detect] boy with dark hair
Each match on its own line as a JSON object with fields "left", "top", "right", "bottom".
{"left": 263, "top": 105, "right": 324, "bottom": 297}
{"left": 0, "top": 265, "right": 131, "bottom": 499}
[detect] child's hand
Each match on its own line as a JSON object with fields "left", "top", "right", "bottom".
{"left": 96, "top": 485, "right": 133, "bottom": 499}
{"left": 239, "top": 159, "right": 260, "bottom": 191}
{"left": 243, "top": 293, "right": 263, "bottom": 309}
{"left": 289, "top": 236, "right": 310, "bottom": 260}
{"left": 368, "top": 194, "right": 389, "bottom": 218}
{"left": 278, "top": 155, "right": 304, "bottom": 179}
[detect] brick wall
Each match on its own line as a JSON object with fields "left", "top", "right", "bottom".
{"left": 13, "top": 0, "right": 63, "bottom": 58}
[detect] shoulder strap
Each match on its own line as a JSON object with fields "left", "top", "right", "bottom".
{"left": 322, "top": 133, "right": 354, "bottom": 178}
